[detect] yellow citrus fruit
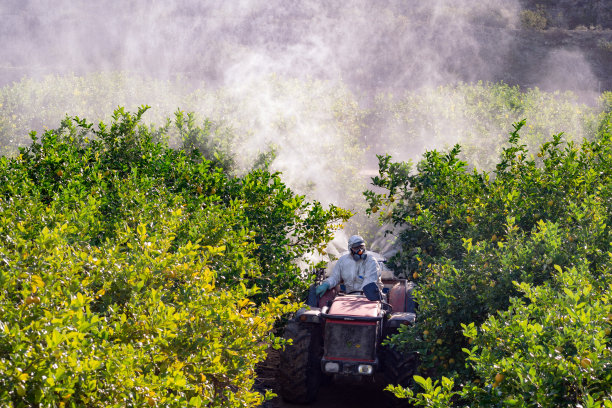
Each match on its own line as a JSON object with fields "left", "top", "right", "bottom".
{"left": 466, "top": 216, "right": 473, "bottom": 223}
{"left": 491, "top": 234, "right": 497, "bottom": 242}
{"left": 449, "top": 358, "right": 455, "bottom": 364}
{"left": 371, "top": 206, "right": 378, "bottom": 213}
{"left": 580, "top": 358, "right": 591, "bottom": 368}
{"left": 423, "top": 330, "right": 429, "bottom": 337}
{"left": 436, "top": 339, "right": 443, "bottom": 345}
{"left": 471, "top": 284, "right": 477, "bottom": 290}
{"left": 196, "top": 186, "right": 203, "bottom": 194}
{"left": 56, "top": 169, "right": 63, "bottom": 177}
{"left": 412, "top": 272, "right": 419, "bottom": 279}
{"left": 389, "top": 196, "right": 395, "bottom": 202}
{"left": 494, "top": 373, "right": 505, "bottom": 383}
{"left": 445, "top": 219, "right": 452, "bottom": 225}
{"left": 25, "top": 295, "right": 40, "bottom": 305}
{"left": 547, "top": 200, "right": 554, "bottom": 207}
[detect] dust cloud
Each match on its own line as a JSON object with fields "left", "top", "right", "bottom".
{"left": 0, "top": 0, "right": 604, "bottom": 247}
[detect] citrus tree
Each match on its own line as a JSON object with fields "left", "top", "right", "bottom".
{"left": 366, "top": 104, "right": 612, "bottom": 406}
{"left": 0, "top": 107, "right": 349, "bottom": 407}
{"left": 370, "top": 82, "right": 603, "bottom": 172}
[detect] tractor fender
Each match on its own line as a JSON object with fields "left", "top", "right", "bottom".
{"left": 385, "top": 312, "right": 416, "bottom": 330}
{"left": 295, "top": 307, "right": 323, "bottom": 324}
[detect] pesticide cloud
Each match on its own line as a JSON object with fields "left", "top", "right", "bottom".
{"left": 0, "top": 0, "right": 607, "bottom": 246}
{"left": 1, "top": 1, "right": 523, "bottom": 88}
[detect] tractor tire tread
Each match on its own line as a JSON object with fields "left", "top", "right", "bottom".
{"left": 278, "top": 321, "right": 321, "bottom": 404}
{"left": 384, "top": 347, "right": 419, "bottom": 388}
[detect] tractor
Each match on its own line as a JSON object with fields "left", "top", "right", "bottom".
{"left": 277, "top": 253, "right": 418, "bottom": 404}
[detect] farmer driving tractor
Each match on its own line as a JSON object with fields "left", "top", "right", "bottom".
{"left": 315, "top": 235, "right": 383, "bottom": 301}
{"left": 280, "top": 234, "right": 417, "bottom": 404}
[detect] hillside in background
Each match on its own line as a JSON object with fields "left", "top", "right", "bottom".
{"left": 0, "top": 1, "right": 610, "bottom": 95}
{"left": 511, "top": 0, "right": 612, "bottom": 93}
{"left": 520, "top": 0, "right": 611, "bottom": 29}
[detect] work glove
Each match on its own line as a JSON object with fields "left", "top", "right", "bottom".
{"left": 315, "top": 282, "right": 330, "bottom": 297}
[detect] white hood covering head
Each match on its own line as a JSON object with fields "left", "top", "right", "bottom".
{"left": 323, "top": 234, "right": 382, "bottom": 295}
{"left": 347, "top": 235, "right": 365, "bottom": 251}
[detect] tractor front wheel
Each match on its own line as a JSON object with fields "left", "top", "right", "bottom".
{"left": 278, "top": 321, "right": 323, "bottom": 404}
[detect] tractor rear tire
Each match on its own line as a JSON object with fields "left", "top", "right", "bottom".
{"left": 384, "top": 347, "right": 419, "bottom": 407}
{"left": 384, "top": 347, "right": 419, "bottom": 388}
{"left": 278, "top": 321, "right": 322, "bottom": 404}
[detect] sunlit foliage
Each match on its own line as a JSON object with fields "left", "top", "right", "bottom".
{"left": 0, "top": 107, "right": 349, "bottom": 407}
{"left": 367, "top": 106, "right": 612, "bottom": 406}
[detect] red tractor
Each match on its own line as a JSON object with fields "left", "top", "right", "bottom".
{"left": 278, "top": 254, "right": 418, "bottom": 404}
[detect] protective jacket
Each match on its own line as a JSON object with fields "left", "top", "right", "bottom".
{"left": 323, "top": 251, "right": 382, "bottom": 294}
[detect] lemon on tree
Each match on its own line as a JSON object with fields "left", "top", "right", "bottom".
{"left": 25, "top": 295, "right": 41, "bottom": 305}
{"left": 580, "top": 357, "right": 592, "bottom": 368}
{"left": 494, "top": 373, "right": 505, "bottom": 384}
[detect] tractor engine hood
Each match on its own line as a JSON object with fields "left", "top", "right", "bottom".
{"left": 322, "top": 295, "right": 383, "bottom": 321}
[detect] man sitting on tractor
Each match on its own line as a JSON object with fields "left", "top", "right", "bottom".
{"left": 315, "top": 235, "right": 383, "bottom": 301}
